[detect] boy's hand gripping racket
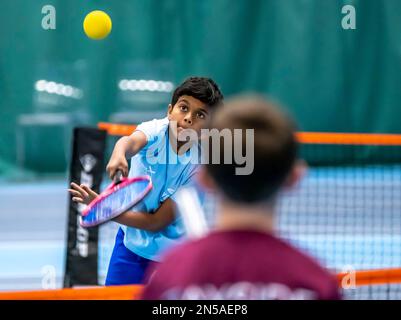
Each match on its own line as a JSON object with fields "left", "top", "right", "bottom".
{"left": 80, "top": 171, "right": 152, "bottom": 227}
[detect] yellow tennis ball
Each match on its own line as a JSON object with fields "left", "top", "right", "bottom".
{"left": 83, "top": 10, "right": 112, "bottom": 40}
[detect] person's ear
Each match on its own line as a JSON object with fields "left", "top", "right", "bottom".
{"left": 283, "top": 160, "right": 308, "bottom": 189}
{"left": 196, "top": 166, "right": 217, "bottom": 192}
{"left": 167, "top": 104, "right": 173, "bottom": 119}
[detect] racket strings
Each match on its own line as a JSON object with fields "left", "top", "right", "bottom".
{"left": 82, "top": 179, "right": 151, "bottom": 226}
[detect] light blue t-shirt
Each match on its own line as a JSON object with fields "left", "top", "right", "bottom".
{"left": 121, "top": 117, "right": 201, "bottom": 261}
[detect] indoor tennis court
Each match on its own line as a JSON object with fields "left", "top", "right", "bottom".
{"left": 1, "top": 0, "right": 401, "bottom": 302}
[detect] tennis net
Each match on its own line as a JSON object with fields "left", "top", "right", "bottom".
{"left": 278, "top": 133, "right": 401, "bottom": 299}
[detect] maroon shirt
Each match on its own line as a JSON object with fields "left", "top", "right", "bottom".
{"left": 142, "top": 230, "right": 341, "bottom": 300}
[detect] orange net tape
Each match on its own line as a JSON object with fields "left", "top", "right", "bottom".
{"left": 337, "top": 268, "right": 401, "bottom": 287}
{"left": 296, "top": 132, "right": 401, "bottom": 145}
{"left": 98, "top": 122, "right": 137, "bottom": 136}
{"left": 97, "top": 122, "right": 401, "bottom": 145}
{"left": 1, "top": 268, "right": 401, "bottom": 299}
{"left": 0, "top": 285, "right": 143, "bottom": 300}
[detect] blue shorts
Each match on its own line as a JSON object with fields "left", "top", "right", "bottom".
{"left": 105, "top": 227, "right": 154, "bottom": 285}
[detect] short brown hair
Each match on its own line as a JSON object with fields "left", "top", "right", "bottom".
{"left": 205, "top": 95, "right": 298, "bottom": 203}
{"left": 171, "top": 77, "right": 224, "bottom": 109}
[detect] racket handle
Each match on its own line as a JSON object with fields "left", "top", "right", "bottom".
{"left": 114, "top": 170, "right": 124, "bottom": 183}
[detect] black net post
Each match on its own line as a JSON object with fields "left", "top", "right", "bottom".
{"left": 64, "top": 127, "right": 107, "bottom": 287}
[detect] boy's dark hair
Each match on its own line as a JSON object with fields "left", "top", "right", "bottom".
{"left": 206, "top": 95, "right": 298, "bottom": 203}
{"left": 171, "top": 77, "right": 224, "bottom": 108}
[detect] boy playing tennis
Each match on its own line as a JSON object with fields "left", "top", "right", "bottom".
{"left": 69, "top": 77, "right": 224, "bottom": 285}
{"left": 142, "top": 95, "right": 341, "bottom": 300}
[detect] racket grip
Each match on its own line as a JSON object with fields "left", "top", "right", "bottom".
{"left": 114, "top": 170, "right": 123, "bottom": 183}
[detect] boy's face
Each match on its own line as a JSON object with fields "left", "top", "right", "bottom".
{"left": 167, "top": 95, "right": 210, "bottom": 139}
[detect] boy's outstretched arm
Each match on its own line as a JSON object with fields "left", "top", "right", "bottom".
{"left": 106, "top": 130, "right": 147, "bottom": 179}
{"left": 113, "top": 198, "right": 176, "bottom": 232}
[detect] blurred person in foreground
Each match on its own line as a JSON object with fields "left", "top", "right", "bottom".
{"left": 142, "top": 95, "right": 341, "bottom": 300}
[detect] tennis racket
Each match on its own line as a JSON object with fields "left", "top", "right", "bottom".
{"left": 80, "top": 171, "right": 153, "bottom": 227}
